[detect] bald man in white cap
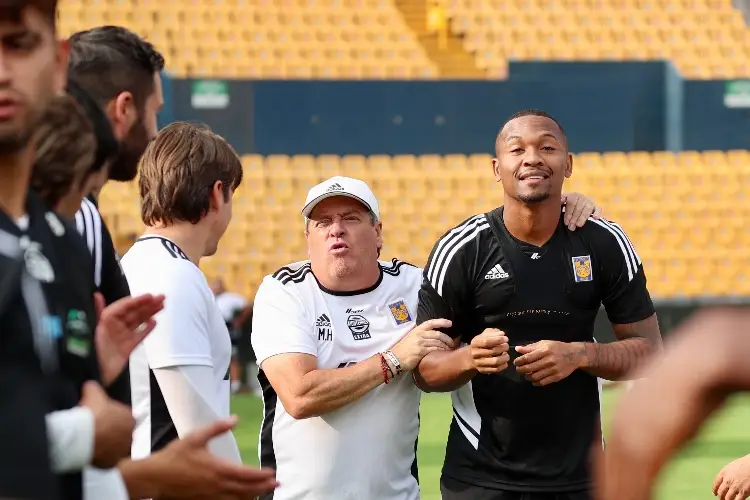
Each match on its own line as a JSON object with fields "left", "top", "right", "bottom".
{"left": 250, "top": 176, "right": 601, "bottom": 500}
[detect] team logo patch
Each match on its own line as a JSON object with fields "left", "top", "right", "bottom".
{"left": 572, "top": 255, "right": 593, "bottom": 283}
{"left": 347, "top": 314, "right": 371, "bottom": 341}
{"left": 388, "top": 300, "right": 412, "bottom": 325}
{"left": 22, "top": 241, "right": 55, "bottom": 283}
{"left": 65, "top": 309, "right": 91, "bottom": 357}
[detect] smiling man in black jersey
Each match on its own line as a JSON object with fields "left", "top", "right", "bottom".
{"left": 414, "top": 109, "right": 663, "bottom": 500}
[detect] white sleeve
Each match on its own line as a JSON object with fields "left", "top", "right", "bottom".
{"left": 46, "top": 407, "right": 94, "bottom": 473}
{"left": 143, "top": 268, "right": 212, "bottom": 369}
{"left": 152, "top": 365, "right": 242, "bottom": 463}
{"left": 251, "top": 277, "right": 318, "bottom": 366}
{"left": 83, "top": 467, "right": 128, "bottom": 500}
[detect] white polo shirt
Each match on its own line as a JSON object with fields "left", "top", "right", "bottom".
{"left": 252, "top": 258, "right": 423, "bottom": 500}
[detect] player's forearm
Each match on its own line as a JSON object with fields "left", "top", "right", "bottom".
{"left": 152, "top": 366, "right": 242, "bottom": 463}
{"left": 577, "top": 338, "right": 655, "bottom": 380}
{"left": 287, "top": 355, "right": 385, "bottom": 419}
{"left": 413, "top": 347, "right": 477, "bottom": 393}
{"left": 118, "top": 458, "right": 163, "bottom": 500}
{"left": 578, "top": 315, "right": 662, "bottom": 380}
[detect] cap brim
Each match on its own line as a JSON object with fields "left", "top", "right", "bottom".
{"left": 301, "top": 192, "right": 373, "bottom": 218}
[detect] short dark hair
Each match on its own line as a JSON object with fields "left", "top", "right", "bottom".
{"left": 139, "top": 122, "right": 244, "bottom": 226}
{"left": 0, "top": 0, "right": 57, "bottom": 26}
{"left": 500, "top": 109, "right": 566, "bottom": 137}
{"left": 66, "top": 79, "right": 118, "bottom": 175}
{"left": 67, "top": 26, "right": 165, "bottom": 110}
{"left": 31, "top": 94, "right": 96, "bottom": 207}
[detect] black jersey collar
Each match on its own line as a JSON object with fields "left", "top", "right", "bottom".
{"left": 494, "top": 206, "right": 564, "bottom": 258}
{"left": 0, "top": 190, "right": 48, "bottom": 236}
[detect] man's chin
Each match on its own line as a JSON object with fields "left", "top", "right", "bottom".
{"left": 0, "top": 128, "right": 32, "bottom": 157}
{"left": 518, "top": 191, "right": 551, "bottom": 204}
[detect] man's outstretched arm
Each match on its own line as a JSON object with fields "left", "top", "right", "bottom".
{"left": 119, "top": 417, "right": 278, "bottom": 500}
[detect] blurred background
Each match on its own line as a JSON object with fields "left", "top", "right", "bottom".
{"left": 58, "top": 0, "right": 750, "bottom": 497}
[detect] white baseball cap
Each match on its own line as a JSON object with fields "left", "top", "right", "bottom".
{"left": 301, "top": 176, "right": 380, "bottom": 220}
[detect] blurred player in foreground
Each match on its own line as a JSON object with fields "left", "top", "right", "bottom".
{"left": 29, "top": 88, "right": 278, "bottom": 500}
{"left": 596, "top": 307, "right": 750, "bottom": 500}
{"left": 415, "top": 109, "right": 663, "bottom": 500}
{"left": 251, "top": 173, "right": 600, "bottom": 499}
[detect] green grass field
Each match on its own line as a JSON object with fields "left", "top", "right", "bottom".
{"left": 231, "top": 390, "right": 750, "bottom": 500}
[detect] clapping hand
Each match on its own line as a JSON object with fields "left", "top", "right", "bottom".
{"left": 94, "top": 292, "right": 165, "bottom": 386}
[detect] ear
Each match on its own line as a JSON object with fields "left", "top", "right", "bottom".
{"left": 492, "top": 157, "right": 502, "bottom": 183}
{"left": 108, "top": 91, "right": 137, "bottom": 140}
{"left": 211, "top": 181, "right": 224, "bottom": 212}
{"left": 53, "top": 39, "right": 69, "bottom": 96}
{"left": 374, "top": 220, "right": 383, "bottom": 250}
{"left": 565, "top": 153, "right": 573, "bottom": 178}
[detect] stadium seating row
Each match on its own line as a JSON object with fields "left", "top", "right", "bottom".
{"left": 100, "top": 151, "right": 750, "bottom": 300}
{"left": 448, "top": 0, "right": 749, "bottom": 77}
{"left": 57, "top": 0, "right": 438, "bottom": 78}
{"left": 58, "top": 0, "right": 750, "bottom": 78}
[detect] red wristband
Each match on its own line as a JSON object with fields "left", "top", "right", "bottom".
{"left": 379, "top": 353, "right": 390, "bottom": 384}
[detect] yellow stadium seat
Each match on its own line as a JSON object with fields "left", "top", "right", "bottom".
{"left": 104, "top": 151, "right": 750, "bottom": 298}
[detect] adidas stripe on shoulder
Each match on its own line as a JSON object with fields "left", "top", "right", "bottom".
{"left": 272, "top": 262, "right": 313, "bottom": 286}
{"left": 588, "top": 218, "right": 642, "bottom": 282}
{"left": 381, "top": 258, "right": 418, "bottom": 277}
{"left": 75, "top": 197, "right": 103, "bottom": 287}
{"left": 426, "top": 214, "right": 490, "bottom": 297}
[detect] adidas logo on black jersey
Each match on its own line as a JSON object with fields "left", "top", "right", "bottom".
{"left": 326, "top": 183, "right": 344, "bottom": 193}
{"left": 485, "top": 264, "right": 509, "bottom": 280}
{"left": 316, "top": 314, "right": 332, "bottom": 341}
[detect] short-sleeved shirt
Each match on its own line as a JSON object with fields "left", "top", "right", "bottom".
{"left": 252, "top": 259, "right": 423, "bottom": 500}
{"left": 0, "top": 191, "right": 100, "bottom": 500}
{"left": 121, "top": 235, "right": 232, "bottom": 459}
{"left": 417, "top": 207, "right": 655, "bottom": 493}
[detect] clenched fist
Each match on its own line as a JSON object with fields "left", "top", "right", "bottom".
{"left": 470, "top": 329, "right": 510, "bottom": 374}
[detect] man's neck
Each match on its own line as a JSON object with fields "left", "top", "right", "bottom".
{"left": 502, "top": 196, "right": 561, "bottom": 247}
{"left": 0, "top": 147, "right": 34, "bottom": 220}
{"left": 144, "top": 223, "right": 207, "bottom": 266}
{"left": 312, "top": 261, "right": 381, "bottom": 293}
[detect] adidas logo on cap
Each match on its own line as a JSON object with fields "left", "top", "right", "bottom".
{"left": 325, "top": 183, "right": 344, "bottom": 193}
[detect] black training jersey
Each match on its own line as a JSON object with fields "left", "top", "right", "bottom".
{"left": 0, "top": 191, "right": 100, "bottom": 500}
{"left": 76, "top": 194, "right": 132, "bottom": 405}
{"left": 417, "top": 207, "right": 655, "bottom": 493}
